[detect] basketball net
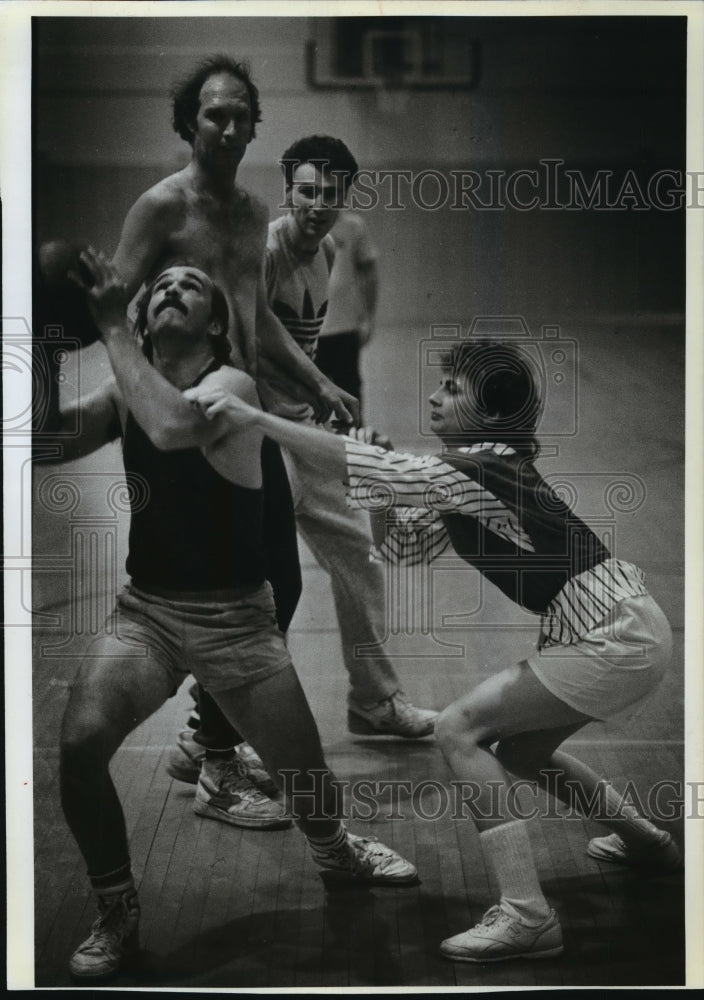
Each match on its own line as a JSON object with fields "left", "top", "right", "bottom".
{"left": 373, "top": 80, "right": 411, "bottom": 118}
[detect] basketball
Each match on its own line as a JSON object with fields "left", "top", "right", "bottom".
{"left": 34, "top": 239, "right": 101, "bottom": 349}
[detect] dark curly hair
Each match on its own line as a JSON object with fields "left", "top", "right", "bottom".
{"left": 280, "top": 135, "right": 359, "bottom": 193}
{"left": 134, "top": 265, "right": 232, "bottom": 366}
{"left": 442, "top": 339, "right": 543, "bottom": 459}
{"left": 170, "top": 55, "right": 262, "bottom": 144}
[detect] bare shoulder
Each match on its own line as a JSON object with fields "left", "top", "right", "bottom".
{"left": 82, "top": 376, "right": 125, "bottom": 436}
{"left": 198, "top": 366, "right": 259, "bottom": 403}
{"left": 335, "top": 211, "right": 367, "bottom": 239}
{"left": 346, "top": 211, "right": 368, "bottom": 234}
{"left": 130, "top": 171, "right": 188, "bottom": 220}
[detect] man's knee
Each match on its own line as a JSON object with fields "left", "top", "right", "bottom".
{"left": 60, "top": 706, "right": 115, "bottom": 777}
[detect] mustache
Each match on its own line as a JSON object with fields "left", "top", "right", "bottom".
{"left": 155, "top": 297, "right": 187, "bottom": 317}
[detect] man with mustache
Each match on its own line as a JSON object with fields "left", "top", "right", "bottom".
{"left": 54, "top": 251, "right": 418, "bottom": 982}
{"left": 107, "top": 56, "right": 359, "bottom": 823}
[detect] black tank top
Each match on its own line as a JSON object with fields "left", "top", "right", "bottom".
{"left": 123, "top": 368, "right": 266, "bottom": 592}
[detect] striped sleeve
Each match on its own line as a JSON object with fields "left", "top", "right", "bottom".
{"left": 346, "top": 439, "right": 500, "bottom": 513}
{"left": 344, "top": 439, "right": 535, "bottom": 551}
{"left": 373, "top": 506, "right": 452, "bottom": 566}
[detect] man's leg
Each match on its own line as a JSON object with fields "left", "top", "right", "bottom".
{"left": 167, "top": 437, "right": 301, "bottom": 790}
{"left": 286, "top": 450, "right": 438, "bottom": 738}
{"left": 205, "top": 663, "right": 417, "bottom": 885}
{"left": 60, "top": 627, "right": 173, "bottom": 980}
{"left": 261, "top": 436, "right": 302, "bottom": 633}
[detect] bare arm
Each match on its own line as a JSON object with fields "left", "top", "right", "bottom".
{"left": 43, "top": 380, "right": 122, "bottom": 464}
{"left": 75, "top": 248, "right": 244, "bottom": 452}
{"left": 184, "top": 383, "right": 348, "bottom": 478}
{"left": 254, "top": 273, "right": 360, "bottom": 425}
{"left": 111, "top": 188, "right": 172, "bottom": 299}
{"left": 354, "top": 222, "right": 379, "bottom": 345}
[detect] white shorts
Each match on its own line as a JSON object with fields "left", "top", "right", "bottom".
{"left": 527, "top": 593, "right": 672, "bottom": 720}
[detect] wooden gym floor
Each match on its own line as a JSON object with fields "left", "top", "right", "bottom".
{"left": 30, "top": 321, "right": 686, "bottom": 987}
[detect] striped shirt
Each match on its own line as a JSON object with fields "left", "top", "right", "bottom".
{"left": 344, "top": 439, "right": 647, "bottom": 647}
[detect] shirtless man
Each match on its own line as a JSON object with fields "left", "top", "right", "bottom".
{"left": 112, "top": 55, "right": 356, "bottom": 423}
{"left": 109, "top": 56, "right": 358, "bottom": 823}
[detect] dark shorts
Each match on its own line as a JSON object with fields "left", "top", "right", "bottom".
{"left": 107, "top": 581, "right": 293, "bottom": 695}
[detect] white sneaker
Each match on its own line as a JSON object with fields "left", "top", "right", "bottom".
{"left": 441, "top": 904, "right": 563, "bottom": 963}
{"left": 235, "top": 742, "right": 279, "bottom": 798}
{"left": 348, "top": 691, "right": 438, "bottom": 738}
{"left": 587, "top": 831, "right": 682, "bottom": 871}
{"left": 315, "top": 831, "right": 418, "bottom": 885}
{"left": 194, "top": 758, "right": 291, "bottom": 830}
{"left": 69, "top": 887, "right": 140, "bottom": 980}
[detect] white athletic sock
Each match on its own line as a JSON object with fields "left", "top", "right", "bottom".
{"left": 480, "top": 820, "right": 551, "bottom": 926}
{"left": 601, "top": 783, "right": 665, "bottom": 846}
{"left": 307, "top": 823, "right": 349, "bottom": 869}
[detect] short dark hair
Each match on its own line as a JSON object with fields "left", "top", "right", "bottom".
{"left": 280, "top": 135, "right": 359, "bottom": 193}
{"left": 134, "top": 266, "right": 232, "bottom": 366}
{"left": 444, "top": 339, "right": 542, "bottom": 458}
{"left": 170, "top": 55, "right": 262, "bottom": 143}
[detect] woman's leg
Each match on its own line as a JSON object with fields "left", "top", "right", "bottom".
{"left": 436, "top": 661, "right": 592, "bottom": 961}
{"left": 495, "top": 726, "right": 680, "bottom": 859}
{"left": 436, "top": 660, "right": 593, "bottom": 831}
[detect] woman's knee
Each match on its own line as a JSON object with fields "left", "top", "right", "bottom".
{"left": 435, "top": 701, "right": 484, "bottom": 756}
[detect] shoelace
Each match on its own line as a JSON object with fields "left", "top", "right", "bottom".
{"left": 219, "top": 761, "right": 268, "bottom": 801}
{"left": 92, "top": 894, "right": 136, "bottom": 940}
{"left": 475, "top": 905, "right": 511, "bottom": 930}
{"left": 350, "top": 837, "right": 395, "bottom": 871}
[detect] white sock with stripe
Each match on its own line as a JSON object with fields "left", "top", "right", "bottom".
{"left": 306, "top": 823, "right": 350, "bottom": 869}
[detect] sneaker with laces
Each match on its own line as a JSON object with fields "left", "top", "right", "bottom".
{"left": 166, "top": 728, "right": 205, "bottom": 784}
{"left": 587, "top": 831, "right": 682, "bottom": 871}
{"left": 315, "top": 831, "right": 418, "bottom": 885}
{"left": 235, "top": 741, "right": 279, "bottom": 798}
{"left": 441, "top": 904, "right": 563, "bottom": 963}
{"left": 69, "top": 887, "right": 140, "bottom": 981}
{"left": 347, "top": 691, "right": 438, "bottom": 738}
{"left": 194, "top": 757, "right": 291, "bottom": 830}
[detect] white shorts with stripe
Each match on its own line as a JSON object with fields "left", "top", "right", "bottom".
{"left": 527, "top": 592, "right": 672, "bottom": 720}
